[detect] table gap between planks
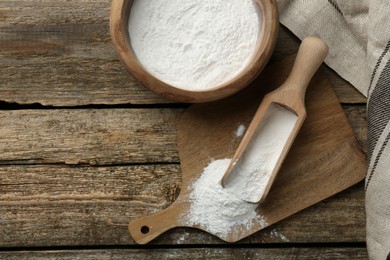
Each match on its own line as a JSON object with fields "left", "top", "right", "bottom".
{"left": 0, "top": 1, "right": 368, "bottom": 259}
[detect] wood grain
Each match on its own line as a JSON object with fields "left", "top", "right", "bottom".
{"left": 0, "top": 106, "right": 367, "bottom": 246}
{"left": 0, "top": 248, "right": 368, "bottom": 259}
{"left": 0, "top": 106, "right": 365, "bottom": 165}
{"left": 0, "top": 109, "right": 182, "bottom": 165}
{"left": 0, "top": 1, "right": 366, "bottom": 105}
{"left": 343, "top": 105, "right": 368, "bottom": 154}
{"left": 0, "top": 0, "right": 165, "bottom": 105}
{"left": 0, "top": 164, "right": 365, "bottom": 247}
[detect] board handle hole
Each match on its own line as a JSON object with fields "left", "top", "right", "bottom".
{"left": 141, "top": 225, "right": 150, "bottom": 234}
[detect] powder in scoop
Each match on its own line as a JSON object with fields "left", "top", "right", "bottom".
{"left": 184, "top": 105, "right": 297, "bottom": 238}
{"left": 185, "top": 158, "right": 267, "bottom": 240}
{"left": 128, "top": 0, "right": 261, "bottom": 90}
{"left": 225, "top": 103, "right": 298, "bottom": 202}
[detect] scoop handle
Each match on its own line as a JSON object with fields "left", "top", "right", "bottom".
{"left": 281, "top": 36, "right": 329, "bottom": 100}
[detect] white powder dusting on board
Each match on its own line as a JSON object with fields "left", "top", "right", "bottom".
{"left": 185, "top": 158, "right": 267, "bottom": 239}
{"left": 128, "top": 0, "right": 261, "bottom": 90}
{"left": 235, "top": 124, "right": 247, "bottom": 138}
{"left": 225, "top": 103, "right": 298, "bottom": 202}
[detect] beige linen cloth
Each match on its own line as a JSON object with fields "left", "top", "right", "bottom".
{"left": 276, "top": 1, "right": 390, "bottom": 259}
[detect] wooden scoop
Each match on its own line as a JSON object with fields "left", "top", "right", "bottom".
{"left": 221, "top": 36, "right": 329, "bottom": 204}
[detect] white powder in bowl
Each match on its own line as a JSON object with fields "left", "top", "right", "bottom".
{"left": 185, "top": 158, "right": 267, "bottom": 239}
{"left": 128, "top": 0, "right": 261, "bottom": 91}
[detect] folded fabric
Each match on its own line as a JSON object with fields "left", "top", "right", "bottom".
{"left": 277, "top": 1, "right": 390, "bottom": 259}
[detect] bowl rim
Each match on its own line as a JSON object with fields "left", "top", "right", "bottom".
{"left": 110, "top": 0, "right": 279, "bottom": 103}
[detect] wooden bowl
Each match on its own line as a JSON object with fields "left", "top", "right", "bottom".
{"left": 110, "top": 0, "right": 278, "bottom": 103}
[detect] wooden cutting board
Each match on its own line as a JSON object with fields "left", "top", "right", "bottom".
{"left": 128, "top": 56, "right": 366, "bottom": 244}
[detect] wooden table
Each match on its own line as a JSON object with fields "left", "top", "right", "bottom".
{"left": 1, "top": 1, "right": 368, "bottom": 259}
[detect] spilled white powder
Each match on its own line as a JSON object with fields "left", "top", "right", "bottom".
{"left": 235, "top": 124, "right": 247, "bottom": 138}
{"left": 270, "top": 229, "right": 290, "bottom": 242}
{"left": 225, "top": 103, "right": 298, "bottom": 202}
{"left": 176, "top": 231, "right": 190, "bottom": 244}
{"left": 185, "top": 158, "right": 267, "bottom": 239}
{"left": 128, "top": 0, "right": 261, "bottom": 90}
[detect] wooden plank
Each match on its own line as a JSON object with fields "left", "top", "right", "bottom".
{"left": 0, "top": 109, "right": 182, "bottom": 165}
{"left": 0, "top": 165, "right": 364, "bottom": 247}
{"left": 1, "top": 1, "right": 366, "bottom": 105}
{"left": 0, "top": 0, "right": 165, "bottom": 105}
{"left": 0, "top": 165, "right": 181, "bottom": 247}
{"left": 0, "top": 248, "right": 368, "bottom": 259}
{"left": 0, "top": 106, "right": 366, "bottom": 165}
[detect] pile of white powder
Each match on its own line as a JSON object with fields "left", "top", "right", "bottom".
{"left": 128, "top": 0, "right": 261, "bottom": 90}
{"left": 185, "top": 158, "right": 267, "bottom": 239}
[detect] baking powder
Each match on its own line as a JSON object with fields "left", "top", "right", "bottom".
{"left": 235, "top": 124, "right": 247, "bottom": 138}
{"left": 225, "top": 103, "right": 298, "bottom": 202}
{"left": 128, "top": 0, "right": 261, "bottom": 90}
{"left": 185, "top": 158, "right": 267, "bottom": 239}
{"left": 185, "top": 104, "right": 297, "bottom": 238}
